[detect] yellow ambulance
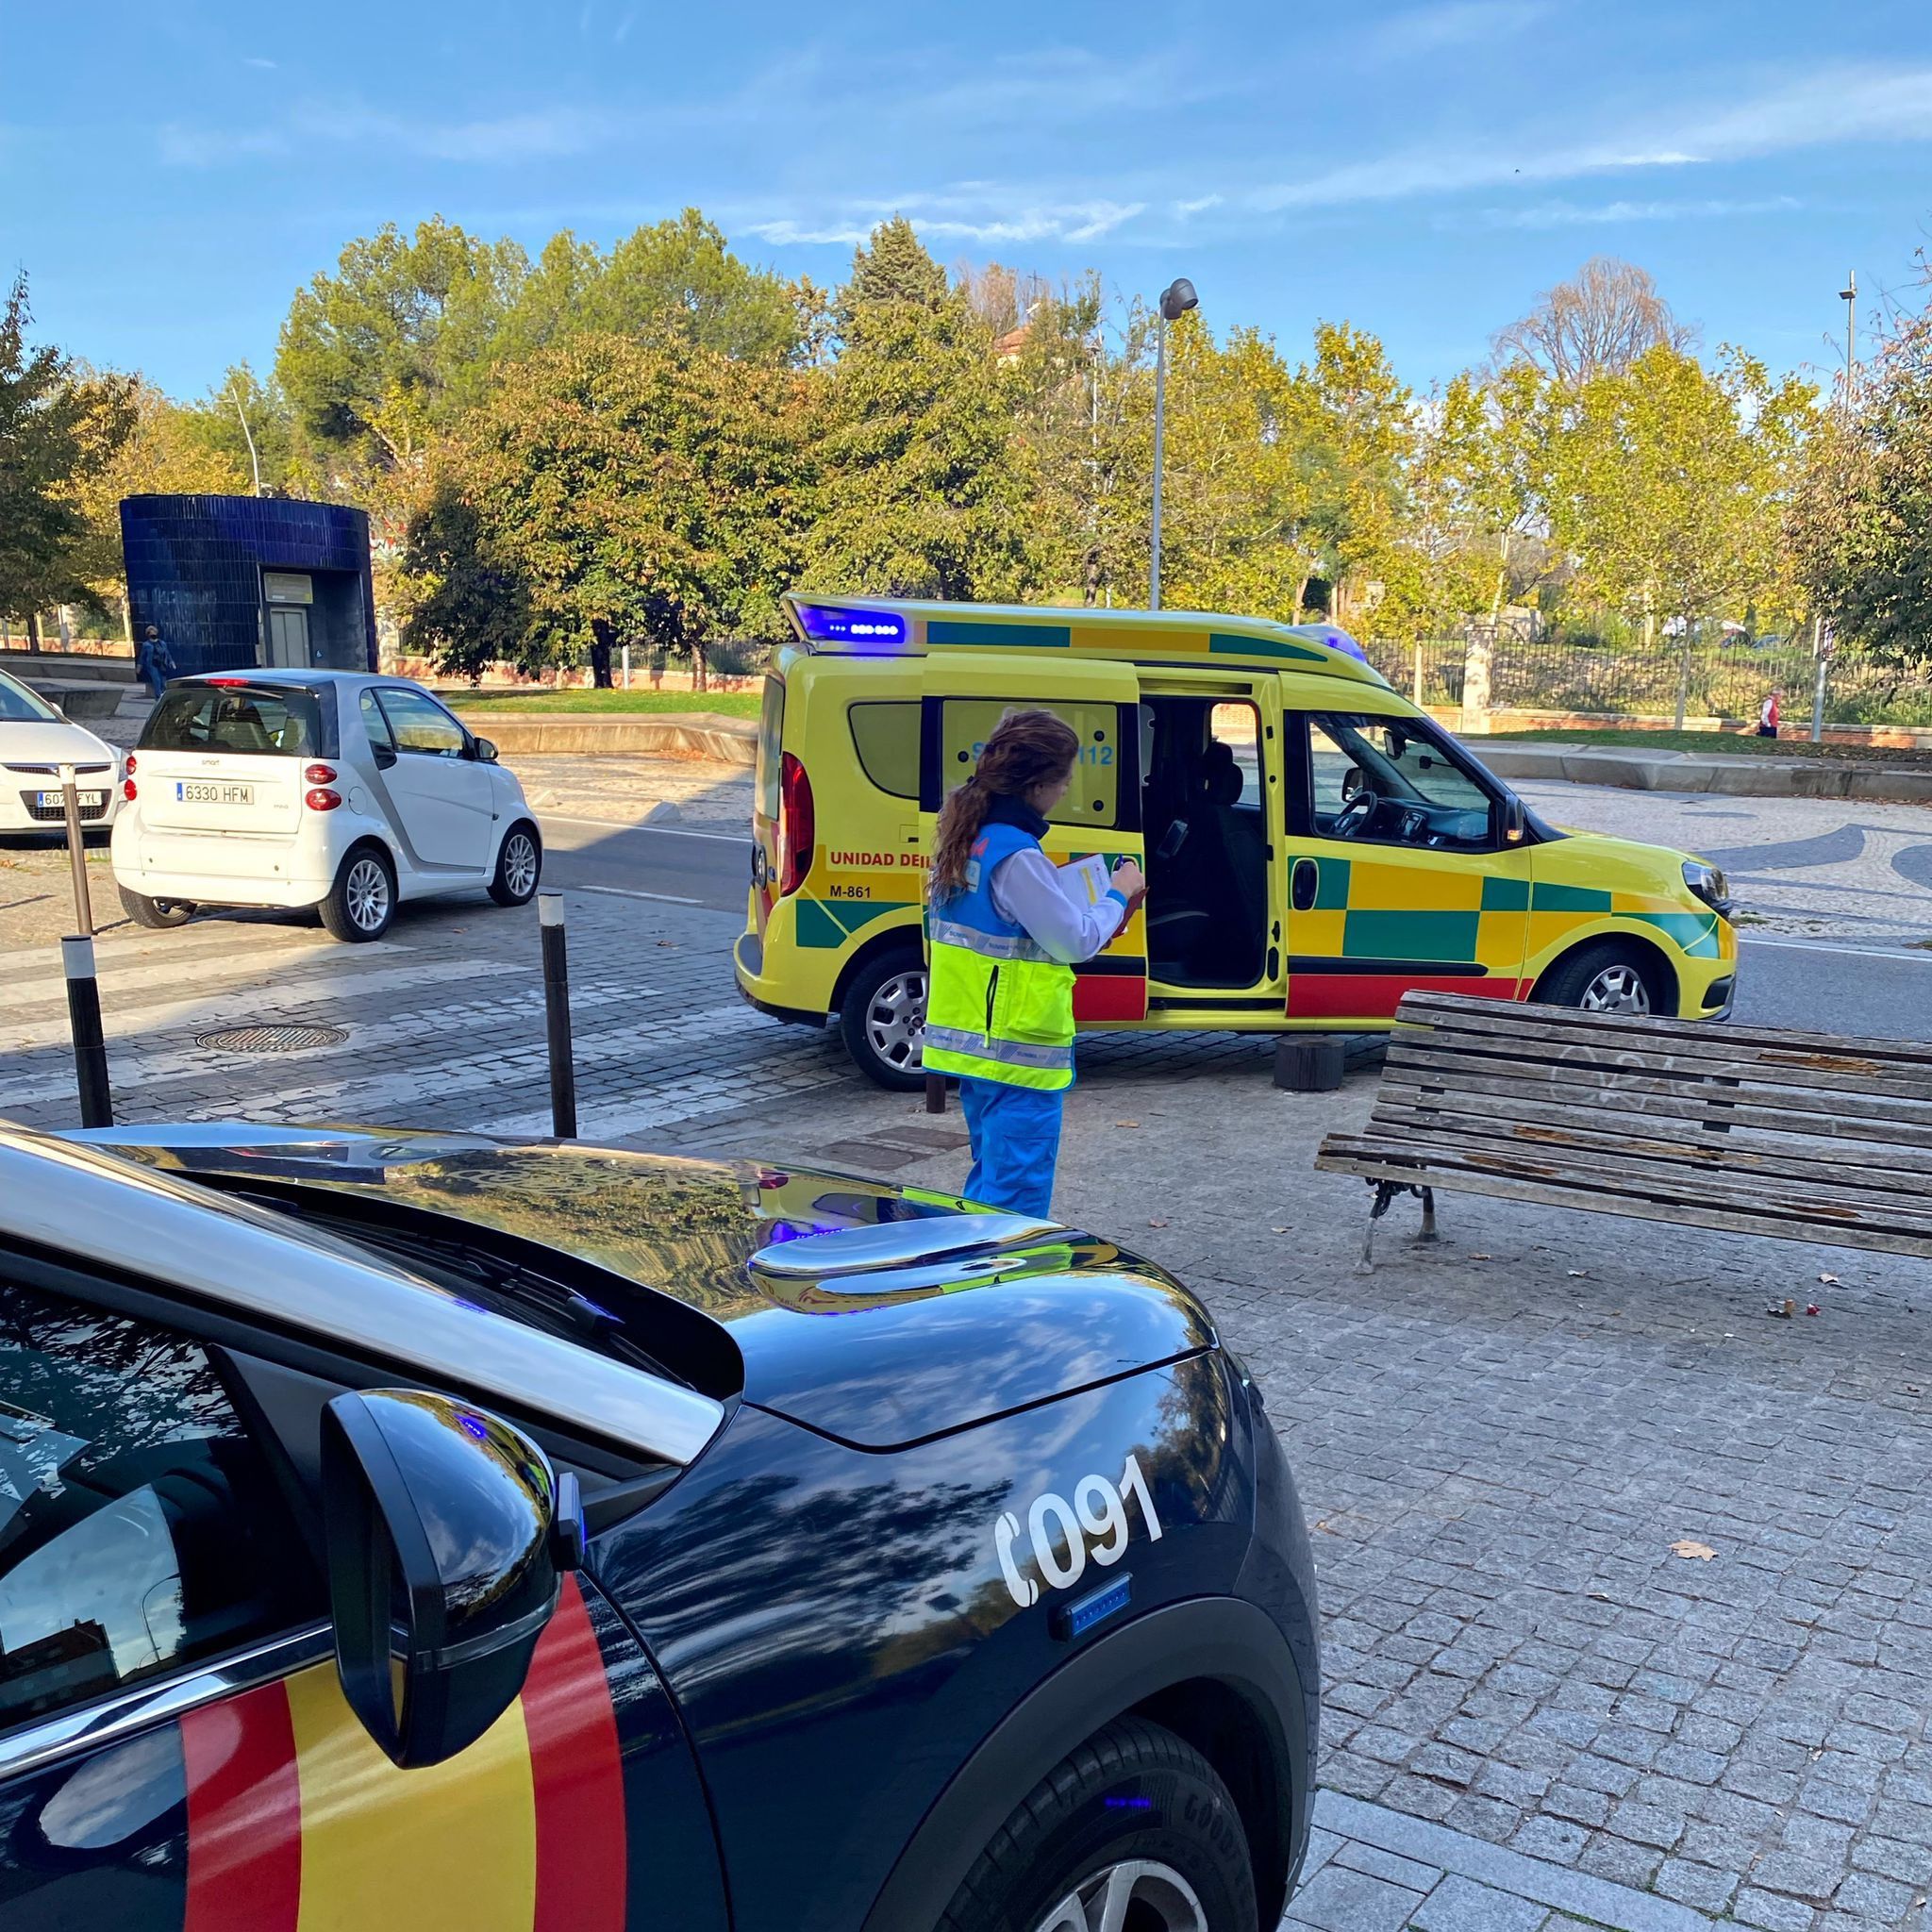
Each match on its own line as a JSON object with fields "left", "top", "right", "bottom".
{"left": 733, "top": 595, "right": 1737, "bottom": 1088}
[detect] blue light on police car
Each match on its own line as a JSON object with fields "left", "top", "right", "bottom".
{"left": 793, "top": 602, "right": 908, "bottom": 647}
{"left": 1054, "top": 1573, "right": 1132, "bottom": 1641}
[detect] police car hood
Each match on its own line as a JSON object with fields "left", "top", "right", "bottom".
{"left": 73, "top": 1124, "right": 1215, "bottom": 1452}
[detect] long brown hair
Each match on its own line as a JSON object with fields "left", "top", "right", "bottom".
{"left": 929, "top": 708, "right": 1079, "bottom": 900}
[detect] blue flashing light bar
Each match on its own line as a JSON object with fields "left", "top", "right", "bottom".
{"left": 793, "top": 602, "right": 909, "bottom": 648}
{"left": 1054, "top": 1572, "right": 1132, "bottom": 1641}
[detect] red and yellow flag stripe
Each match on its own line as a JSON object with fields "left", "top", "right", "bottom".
{"left": 179, "top": 1574, "right": 625, "bottom": 1932}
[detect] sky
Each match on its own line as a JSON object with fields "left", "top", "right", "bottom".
{"left": 5, "top": 0, "right": 1931, "bottom": 403}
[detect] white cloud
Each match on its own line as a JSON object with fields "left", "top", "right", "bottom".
{"left": 159, "top": 100, "right": 613, "bottom": 167}
{"left": 1246, "top": 62, "right": 1932, "bottom": 214}
{"left": 747, "top": 198, "right": 1146, "bottom": 249}
{"left": 244, "top": 56, "right": 277, "bottom": 70}
{"left": 1365, "top": 0, "right": 1554, "bottom": 61}
{"left": 1454, "top": 193, "right": 1805, "bottom": 230}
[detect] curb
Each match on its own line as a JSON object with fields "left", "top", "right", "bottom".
{"left": 1476, "top": 741, "right": 1932, "bottom": 806}
{"left": 465, "top": 712, "right": 757, "bottom": 765}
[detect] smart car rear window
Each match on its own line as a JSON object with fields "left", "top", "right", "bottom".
{"left": 142, "top": 684, "right": 333, "bottom": 758}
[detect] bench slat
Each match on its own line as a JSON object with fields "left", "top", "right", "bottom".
{"left": 1386, "top": 1041, "right": 1932, "bottom": 1133}
{"left": 1316, "top": 1137, "right": 1932, "bottom": 1258}
{"left": 1394, "top": 990, "right": 1932, "bottom": 1074}
{"left": 1368, "top": 1102, "right": 1932, "bottom": 1206}
{"left": 1373, "top": 1079, "right": 1932, "bottom": 1176}
{"left": 1386, "top": 1029, "right": 1932, "bottom": 1108}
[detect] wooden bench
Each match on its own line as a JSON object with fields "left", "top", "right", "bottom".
{"left": 1315, "top": 991, "right": 1932, "bottom": 1270}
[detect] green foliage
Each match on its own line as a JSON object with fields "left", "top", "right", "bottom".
{"left": 800, "top": 224, "right": 1038, "bottom": 602}
{"left": 1792, "top": 301, "right": 1932, "bottom": 669}
{"left": 398, "top": 332, "right": 808, "bottom": 683}
{"left": 0, "top": 275, "right": 134, "bottom": 623}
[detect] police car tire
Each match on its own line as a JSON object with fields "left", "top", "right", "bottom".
{"left": 936, "top": 1715, "right": 1257, "bottom": 1932}
{"left": 118, "top": 886, "right": 195, "bottom": 928}
{"left": 839, "top": 946, "right": 927, "bottom": 1092}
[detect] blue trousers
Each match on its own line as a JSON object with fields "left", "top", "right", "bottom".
{"left": 958, "top": 1076, "right": 1065, "bottom": 1217}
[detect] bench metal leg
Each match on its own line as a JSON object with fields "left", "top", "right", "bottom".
{"left": 1357, "top": 1181, "right": 1399, "bottom": 1274}
{"left": 1416, "top": 1186, "right": 1440, "bottom": 1244}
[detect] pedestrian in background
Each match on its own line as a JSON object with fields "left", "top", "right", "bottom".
{"left": 924, "top": 709, "right": 1146, "bottom": 1216}
{"left": 649, "top": 651, "right": 665, "bottom": 693}
{"left": 1758, "top": 689, "right": 1781, "bottom": 738}
{"left": 135, "top": 625, "right": 175, "bottom": 700}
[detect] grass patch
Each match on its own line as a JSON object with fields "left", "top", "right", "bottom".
{"left": 447, "top": 688, "right": 761, "bottom": 718}
{"left": 1485, "top": 727, "right": 1932, "bottom": 765}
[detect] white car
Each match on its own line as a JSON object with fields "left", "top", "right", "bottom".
{"left": 0, "top": 666, "right": 124, "bottom": 834}
{"left": 110, "top": 670, "right": 541, "bottom": 941}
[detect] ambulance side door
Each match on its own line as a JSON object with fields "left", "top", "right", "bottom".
{"left": 917, "top": 652, "right": 1149, "bottom": 1024}
{"left": 0, "top": 1259, "right": 727, "bottom": 1932}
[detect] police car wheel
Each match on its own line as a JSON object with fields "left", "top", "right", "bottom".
{"left": 839, "top": 949, "right": 927, "bottom": 1091}
{"left": 938, "top": 1716, "right": 1256, "bottom": 1932}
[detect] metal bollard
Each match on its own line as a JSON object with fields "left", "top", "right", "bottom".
{"left": 539, "top": 892, "right": 578, "bottom": 1140}
{"left": 924, "top": 1071, "right": 945, "bottom": 1114}
{"left": 58, "top": 764, "right": 92, "bottom": 938}
{"left": 62, "top": 936, "right": 113, "bottom": 1127}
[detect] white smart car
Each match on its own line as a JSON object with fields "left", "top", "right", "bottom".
{"left": 0, "top": 666, "right": 124, "bottom": 835}
{"left": 111, "top": 671, "right": 541, "bottom": 941}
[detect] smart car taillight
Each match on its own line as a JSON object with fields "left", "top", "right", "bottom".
{"left": 123, "top": 778, "right": 137, "bottom": 802}
{"left": 777, "top": 752, "right": 814, "bottom": 896}
{"left": 305, "top": 763, "right": 338, "bottom": 784}
{"left": 124, "top": 753, "right": 136, "bottom": 775}
{"left": 306, "top": 788, "right": 342, "bottom": 812}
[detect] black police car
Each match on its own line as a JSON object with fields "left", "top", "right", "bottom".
{"left": 0, "top": 1122, "right": 1318, "bottom": 1932}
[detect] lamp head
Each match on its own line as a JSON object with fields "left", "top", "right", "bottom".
{"left": 1158, "top": 278, "right": 1199, "bottom": 323}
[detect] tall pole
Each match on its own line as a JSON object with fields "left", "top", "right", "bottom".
{"left": 230, "top": 376, "right": 262, "bottom": 496}
{"left": 1149, "top": 277, "right": 1198, "bottom": 613}
{"left": 1150, "top": 313, "right": 1168, "bottom": 612}
{"left": 1840, "top": 270, "right": 1857, "bottom": 424}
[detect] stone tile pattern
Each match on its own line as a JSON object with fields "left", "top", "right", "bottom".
{"left": 8, "top": 872, "right": 1932, "bottom": 1927}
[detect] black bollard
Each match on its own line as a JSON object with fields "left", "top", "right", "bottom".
{"left": 62, "top": 936, "right": 113, "bottom": 1127}
{"left": 539, "top": 891, "right": 577, "bottom": 1139}
{"left": 924, "top": 1071, "right": 945, "bottom": 1114}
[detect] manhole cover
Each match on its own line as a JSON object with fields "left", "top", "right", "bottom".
{"left": 196, "top": 1024, "right": 347, "bottom": 1055}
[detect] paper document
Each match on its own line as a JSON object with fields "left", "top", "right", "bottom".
{"left": 1059, "top": 854, "right": 1115, "bottom": 908}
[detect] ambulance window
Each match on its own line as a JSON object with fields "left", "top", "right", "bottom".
{"left": 756, "top": 675, "right": 786, "bottom": 821}
{"left": 849, "top": 702, "right": 920, "bottom": 799}
{"left": 0, "top": 1278, "right": 318, "bottom": 1731}
{"left": 939, "top": 700, "right": 1121, "bottom": 826}
{"left": 1307, "top": 713, "right": 1497, "bottom": 851}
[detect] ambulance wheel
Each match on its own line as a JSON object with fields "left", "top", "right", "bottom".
{"left": 937, "top": 1715, "right": 1256, "bottom": 1932}
{"left": 840, "top": 947, "right": 927, "bottom": 1091}
{"left": 1535, "top": 941, "right": 1663, "bottom": 1016}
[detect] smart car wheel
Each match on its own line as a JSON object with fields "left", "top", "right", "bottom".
{"left": 839, "top": 947, "right": 927, "bottom": 1091}
{"left": 320, "top": 845, "right": 396, "bottom": 943}
{"left": 117, "top": 886, "right": 195, "bottom": 929}
{"left": 1535, "top": 940, "right": 1663, "bottom": 1016}
{"left": 488, "top": 822, "right": 541, "bottom": 907}
{"left": 938, "top": 1717, "right": 1256, "bottom": 1932}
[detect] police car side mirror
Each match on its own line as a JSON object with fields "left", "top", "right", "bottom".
{"left": 320, "top": 1390, "right": 585, "bottom": 1770}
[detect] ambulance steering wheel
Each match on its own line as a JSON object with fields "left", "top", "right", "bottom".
{"left": 1333, "top": 788, "right": 1381, "bottom": 839}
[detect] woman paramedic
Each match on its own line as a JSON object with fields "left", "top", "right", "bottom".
{"left": 922, "top": 709, "right": 1146, "bottom": 1216}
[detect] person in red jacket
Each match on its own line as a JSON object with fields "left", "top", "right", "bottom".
{"left": 1757, "top": 690, "right": 1781, "bottom": 738}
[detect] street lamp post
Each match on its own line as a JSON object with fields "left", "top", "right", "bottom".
{"left": 1149, "top": 276, "right": 1198, "bottom": 611}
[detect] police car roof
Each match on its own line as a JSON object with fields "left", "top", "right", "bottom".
{"left": 780, "top": 594, "right": 1390, "bottom": 688}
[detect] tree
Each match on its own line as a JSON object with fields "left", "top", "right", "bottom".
{"left": 801, "top": 224, "right": 1038, "bottom": 601}
{"left": 1492, "top": 257, "right": 1694, "bottom": 387}
{"left": 398, "top": 333, "right": 809, "bottom": 685}
{"left": 578, "top": 209, "right": 802, "bottom": 363}
{"left": 1790, "top": 292, "right": 1932, "bottom": 669}
{"left": 0, "top": 275, "right": 132, "bottom": 642}
{"left": 276, "top": 216, "right": 528, "bottom": 472}
{"left": 1547, "top": 344, "right": 1811, "bottom": 724}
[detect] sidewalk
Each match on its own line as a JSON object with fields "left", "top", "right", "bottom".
{"left": 1478, "top": 741, "right": 1932, "bottom": 808}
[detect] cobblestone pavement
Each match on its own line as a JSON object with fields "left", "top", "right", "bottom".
{"left": 4, "top": 805, "right": 1932, "bottom": 1926}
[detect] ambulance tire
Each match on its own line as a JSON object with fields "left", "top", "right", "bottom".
{"left": 936, "top": 1715, "right": 1256, "bottom": 1932}
{"left": 1534, "top": 940, "right": 1664, "bottom": 1016}
{"left": 840, "top": 946, "right": 928, "bottom": 1091}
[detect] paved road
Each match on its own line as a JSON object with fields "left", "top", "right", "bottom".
{"left": 535, "top": 807, "right": 1932, "bottom": 1041}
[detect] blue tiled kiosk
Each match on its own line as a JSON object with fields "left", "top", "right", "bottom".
{"left": 119, "top": 494, "right": 377, "bottom": 678}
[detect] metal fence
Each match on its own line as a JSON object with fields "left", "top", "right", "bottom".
{"left": 1359, "top": 637, "right": 1932, "bottom": 729}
